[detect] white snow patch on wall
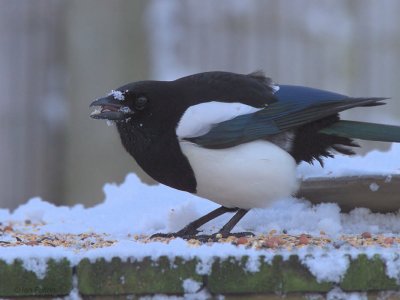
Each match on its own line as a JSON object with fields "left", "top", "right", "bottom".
{"left": 62, "top": 275, "right": 81, "bottom": 300}
{"left": 182, "top": 278, "right": 201, "bottom": 294}
{"left": 380, "top": 251, "right": 400, "bottom": 283}
{"left": 301, "top": 251, "right": 350, "bottom": 283}
{"left": 196, "top": 257, "right": 214, "bottom": 275}
{"left": 22, "top": 257, "right": 48, "bottom": 280}
{"left": 245, "top": 256, "right": 261, "bottom": 273}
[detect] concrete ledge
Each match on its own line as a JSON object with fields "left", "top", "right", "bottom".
{"left": 0, "top": 258, "right": 72, "bottom": 297}
{"left": 281, "top": 255, "right": 333, "bottom": 293}
{"left": 74, "top": 254, "right": 398, "bottom": 296}
{"left": 208, "top": 256, "right": 282, "bottom": 294}
{"left": 77, "top": 256, "right": 202, "bottom": 296}
{"left": 208, "top": 255, "right": 333, "bottom": 294}
{"left": 0, "top": 254, "right": 399, "bottom": 297}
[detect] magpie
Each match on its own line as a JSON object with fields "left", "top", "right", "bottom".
{"left": 90, "top": 71, "right": 400, "bottom": 239}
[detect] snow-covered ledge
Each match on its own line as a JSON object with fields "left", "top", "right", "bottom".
{"left": 0, "top": 144, "right": 400, "bottom": 298}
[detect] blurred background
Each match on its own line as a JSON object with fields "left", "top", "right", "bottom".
{"left": 1, "top": 0, "right": 399, "bottom": 209}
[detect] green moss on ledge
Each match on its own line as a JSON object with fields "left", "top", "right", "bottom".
{"left": 281, "top": 255, "right": 333, "bottom": 293}
{"left": 0, "top": 258, "right": 72, "bottom": 297}
{"left": 77, "top": 256, "right": 202, "bottom": 295}
{"left": 1, "top": 254, "right": 399, "bottom": 297}
{"left": 340, "top": 254, "right": 398, "bottom": 291}
{"left": 208, "top": 256, "right": 281, "bottom": 294}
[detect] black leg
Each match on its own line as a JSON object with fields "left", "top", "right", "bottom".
{"left": 151, "top": 206, "right": 238, "bottom": 238}
{"left": 195, "top": 209, "right": 254, "bottom": 241}
{"left": 176, "top": 206, "right": 238, "bottom": 236}
{"left": 219, "top": 209, "right": 249, "bottom": 236}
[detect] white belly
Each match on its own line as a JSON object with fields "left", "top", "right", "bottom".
{"left": 179, "top": 140, "right": 299, "bottom": 209}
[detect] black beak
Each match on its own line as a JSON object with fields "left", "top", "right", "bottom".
{"left": 90, "top": 96, "right": 132, "bottom": 121}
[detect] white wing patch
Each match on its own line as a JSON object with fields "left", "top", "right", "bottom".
{"left": 176, "top": 101, "right": 262, "bottom": 139}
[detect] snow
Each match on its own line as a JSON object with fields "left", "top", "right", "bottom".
{"left": 22, "top": 257, "right": 48, "bottom": 280}
{"left": 119, "top": 106, "right": 131, "bottom": 113}
{"left": 0, "top": 143, "right": 400, "bottom": 286}
{"left": 58, "top": 275, "right": 80, "bottom": 300}
{"left": 326, "top": 287, "right": 367, "bottom": 300}
{"left": 182, "top": 278, "right": 201, "bottom": 294}
{"left": 108, "top": 89, "right": 125, "bottom": 101}
{"left": 302, "top": 249, "right": 350, "bottom": 282}
{"left": 245, "top": 255, "right": 261, "bottom": 273}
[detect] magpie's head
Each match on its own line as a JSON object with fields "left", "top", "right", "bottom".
{"left": 90, "top": 81, "right": 164, "bottom": 122}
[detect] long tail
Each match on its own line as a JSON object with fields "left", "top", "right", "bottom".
{"left": 320, "top": 120, "right": 400, "bottom": 142}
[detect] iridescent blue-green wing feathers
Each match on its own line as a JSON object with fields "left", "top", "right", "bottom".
{"left": 186, "top": 85, "right": 388, "bottom": 149}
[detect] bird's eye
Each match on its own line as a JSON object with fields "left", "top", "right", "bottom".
{"left": 134, "top": 96, "right": 148, "bottom": 110}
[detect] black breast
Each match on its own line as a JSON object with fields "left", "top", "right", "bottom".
{"left": 116, "top": 122, "right": 197, "bottom": 193}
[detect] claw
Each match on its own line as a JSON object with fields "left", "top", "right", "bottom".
{"left": 150, "top": 231, "right": 200, "bottom": 240}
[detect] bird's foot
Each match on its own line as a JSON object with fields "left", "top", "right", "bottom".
{"left": 195, "top": 231, "right": 255, "bottom": 242}
{"left": 150, "top": 229, "right": 255, "bottom": 242}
